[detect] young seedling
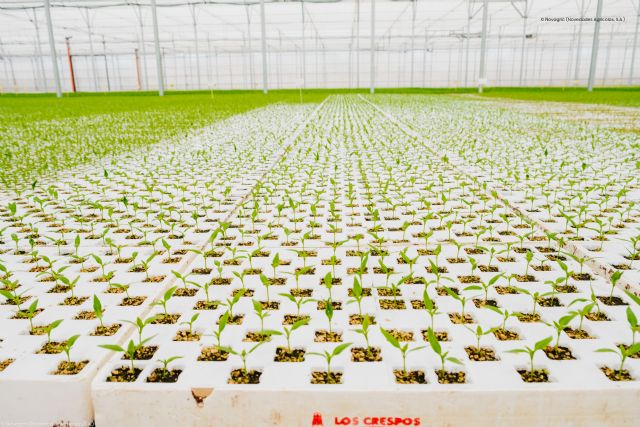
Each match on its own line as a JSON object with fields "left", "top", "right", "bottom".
{"left": 227, "top": 342, "right": 265, "bottom": 384}
{"left": 259, "top": 274, "right": 274, "bottom": 305}
{"left": 421, "top": 288, "right": 442, "bottom": 336}
{"left": 347, "top": 277, "right": 368, "bottom": 321}
{"left": 543, "top": 313, "right": 577, "bottom": 359}
{"left": 444, "top": 286, "right": 471, "bottom": 324}
{"left": 221, "top": 290, "right": 244, "bottom": 321}
{"left": 151, "top": 286, "right": 177, "bottom": 321}
{"left": 464, "top": 325, "right": 498, "bottom": 361}
{"left": 250, "top": 300, "right": 279, "bottom": 341}
{"left": 123, "top": 315, "right": 158, "bottom": 347}
{"left": 93, "top": 294, "right": 105, "bottom": 328}
{"left": 513, "top": 286, "right": 552, "bottom": 321}
{"left": 178, "top": 313, "right": 200, "bottom": 339}
{"left": 308, "top": 342, "right": 352, "bottom": 384}
{"left": 24, "top": 298, "right": 40, "bottom": 333}
{"left": 352, "top": 315, "right": 380, "bottom": 361}
{"left": 275, "top": 318, "right": 309, "bottom": 362}
{"left": 596, "top": 344, "right": 640, "bottom": 381}
{"left": 172, "top": 270, "right": 197, "bottom": 292}
{"left": 60, "top": 334, "right": 81, "bottom": 364}
{"left": 149, "top": 356, "right": 183, "bottom": 383}
{"left": 506, "top": 336, "right": 553, "bottom": 383}
{"left": 100, "top": 339, "right": 140, "bottom": 380}
{"left": 427, "top": 329, "right": 465, "bottom": 383}
{"left": 625, "top": 291, "right": 640, "bottom": 344}
{"left": 322, "top": 272, "right": 335, "bottom": 300}
{"left": 279, "top": 291, "right": 312, "bottom": 319}
{"left": 381, "top": 327, "right": 426, "bottom": 383}
{"left": 465, "top": 272, "right": 502, "bottom": 306}
{"left": 605, "top": 271, "right": 624, "bottom": 304}
{"left": 485, "top": 305, "right": 519, "bottom": 340}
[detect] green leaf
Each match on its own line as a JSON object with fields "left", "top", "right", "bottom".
{"left": 380, "top": 327, "right": 401, "bottom": 349}
{"left": 291, "top": 318, "right": 309, "bottom": 331}
{"left": 66, "top": 334, "right": 80, "bottom": 348}
{"left": 218, "top": 312, "right": 229, "bottom": 331}
{"left": 259, "top": 273, "right": 270, "bottom": 286}
{"left": 332, "top": 342, "right": 352, "bottom": 357}
{"left": 271, "top": 253, "right": 280, "bottom": 268}
{"left": 427, "top": 328, "right": 441, "bottom": 354}
{"left": 92, "top": 295, "right": 102, "bottom": 315}
{"left": 625, "top": 343, "right": 640, "bottom": 356}
{"left": 626, "top": 307, "right": 638, "bottom": 327}
{"left": 595, "top": 348, "right": 619, "bottom": 354}
{"left": 447, "top": 356, "right": 463, "bottom": 366}
{"left": 624, "top": 290, "right": 640, "bottom": 307}
{"left": 323, "top": 272, "right": 333, "bottom": 288}
{"left": 99, "top": 344, "right": 124, "bottom": 352}
{"left": 534, "top": 336, "right": 553, "bottom": 351}
{"left": 352, "top": 277, "right": 362, "bottom": 298}
{"left": 252, "top": 299, "right": 264, "bottom": 313}
{"left": 164, "top": 286, "right": 177, "bottom": 301}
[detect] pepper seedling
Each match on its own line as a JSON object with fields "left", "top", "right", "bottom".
{"left": 308, "top": 342, "right": 352, "bottom": 383}
{"left": 427, "top": 329, "right": 463, "bottom": 373}
{"left": 596, "top": 344, "right": 640, "bottom": 377}
{"left": 100, "top": 339, "right": 139, "bottom": 374}
{"left": 281, "top": 318, "right": 309, "bottom": 352}
{"left": 506, "top": 336, "right": 553, "bottom": 373}
{"left": 61, "top": 334, "right": 81, "bottom": 364}
{"left": 381, "top": 327, "right": 425, "bottom": 376}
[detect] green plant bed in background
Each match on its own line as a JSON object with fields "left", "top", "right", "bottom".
{"left": 0, "top": 91, "right": 329, "bottom": 188}
{"left": 2, "top": 87, "right": 638, "bottom": 189}
{"left": 475, "top": 87, "right": 640, "bottom": 107}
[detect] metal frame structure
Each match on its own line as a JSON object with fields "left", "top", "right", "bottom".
{"left": 0, "top": 0, "right": 637, "bottom": 94}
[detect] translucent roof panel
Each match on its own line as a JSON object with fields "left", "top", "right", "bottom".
{"left": 0, "top": 0, "right": 637, "bottom": 92}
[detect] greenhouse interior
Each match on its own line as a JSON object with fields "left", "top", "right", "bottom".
{"left": 0, "top": 1, "right": 639, "bottom": 426}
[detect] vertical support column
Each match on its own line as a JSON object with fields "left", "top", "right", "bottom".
{"left": 549, "top": 43, "right": 556, "bottom": 85}
{"left": 574, "top": 0, "right": 585, "bottom": 83}
{"left": 260, "top": 0, "right": 268, "bottom": 93}
{"left": 83, "top": 9, "right": 98, "bottom": 91}
{"left": 150, "top": 0, "right": 164, "bottom": 96}
{"left": 31, "top": 8, "right": 48, "bottom": 92}
{"left": 349, "top": 39, "right": 353, "bottom": 88}
{"left": 102, "top": 36, "right": 111, "bottom": 92}
{"left": 602, "top": 24, "right": 615, "bottom": 86}
{"left": 629, "top": 1, "right": 640, "bottom": 85}
{"left": 44, "top": 0, "right": 62, "bottom": 97}
{"left": 370, "top": 0, "right": 375, "bottom": 94}
{"left": 134, "top": 48, "right": 141, "bottom": 90}
{"left": 410, "top": 0, "right": 416, "bottom": 87}
{"left": 190, "top": 4, "right": 201, "bottom": 89}
{"left": 206, "top": 33, "right": 212, "bottom": 86}
{"left": 215, "top": 46, "right": 220, "bottom": 88}
{"left": 422, "top": 29, "right": 428, "bottom": 87}
{"left": 464, "top": 1, "right": 471, "bottom": 87}
{"left": 496, "top": 27, "right": 503, "bottom": 85}
{"left": 135, "top": 6, "right": 149, "bottom": 90}
{"left": 65, "top": 37, "right": 76, "bottom": 92}
{"left": 322, "top": 43, "right": 327, "bottom": 87}
{"left": 244, "top": 3, "right": 254, "bottom": 89}
{"left": 301, "top": 0, "right": 306, "bottom": 88}
{"left": 356, "top": 0, "right": 360, "bottom": 87}
{"left": 478, "top": 0, "right": 489, "bottom": 93}
{"left": 587, "top": 0, "right": 604, "bottom": 91}
{"left": 518, "top": 0, "right": 528, "bottom": 86}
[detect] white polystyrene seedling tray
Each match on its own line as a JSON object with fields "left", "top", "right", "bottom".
{"left": 0, "top": 104, "right": 317, "bottom": 427}
{"left": 91, "top": 96, "right": 640, "bottom": 427}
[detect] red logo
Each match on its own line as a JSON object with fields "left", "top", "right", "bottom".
{"left": 312, "top": 412, "right": 324, "bottom": 426}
